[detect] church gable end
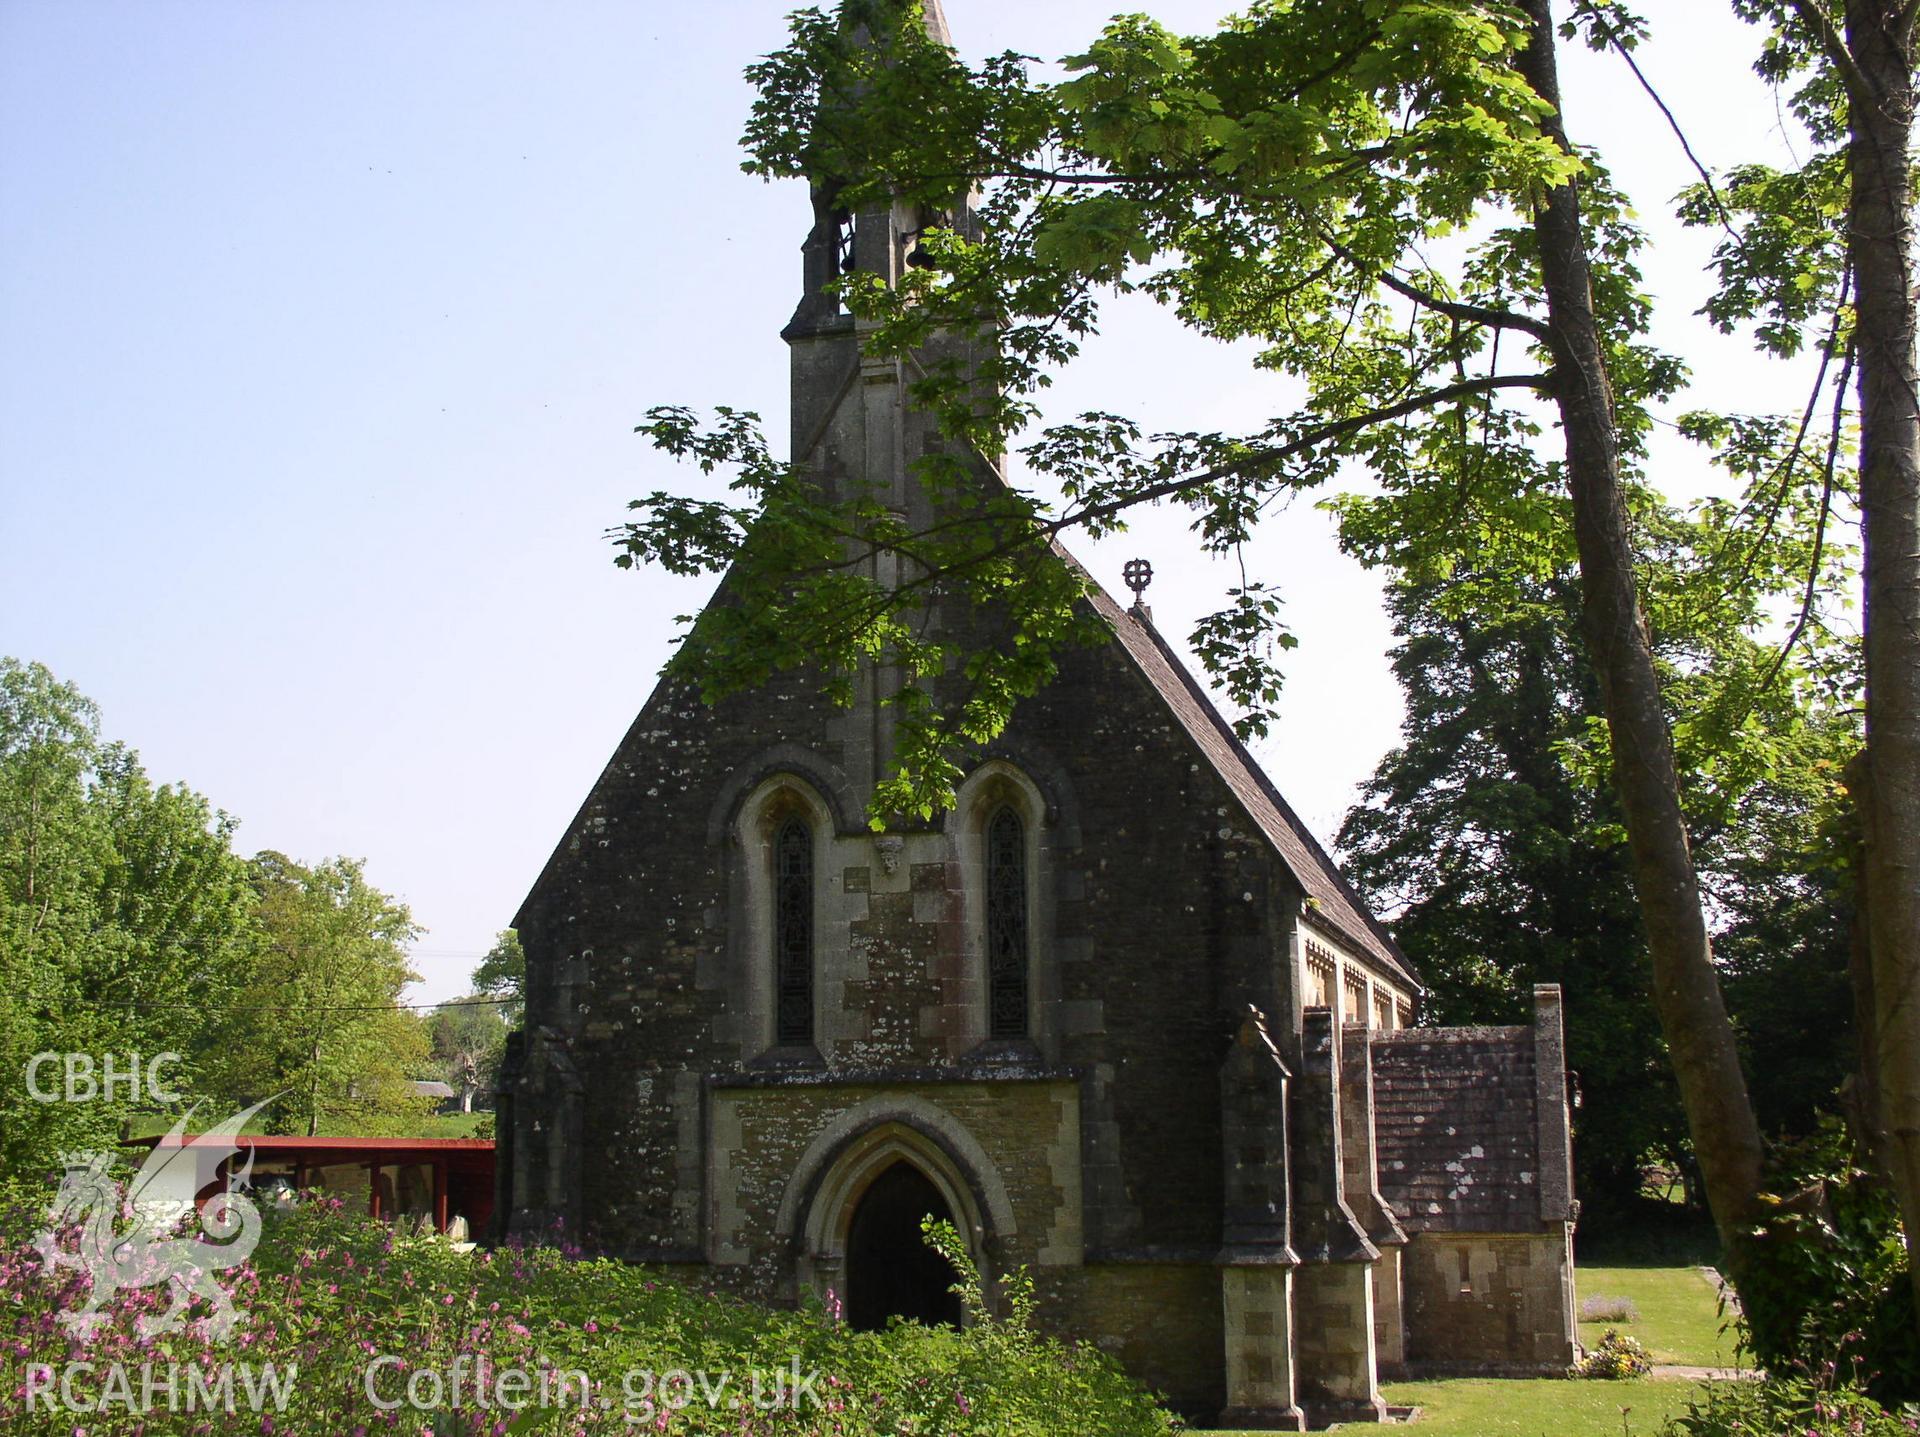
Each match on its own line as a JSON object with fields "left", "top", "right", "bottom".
{"left": 497, "top": 2, "right": 1576, "bottom": 1418}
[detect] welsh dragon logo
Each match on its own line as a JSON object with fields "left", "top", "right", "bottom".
{"left": 34, "top": 1099, "right": 274, "bottom": 1341}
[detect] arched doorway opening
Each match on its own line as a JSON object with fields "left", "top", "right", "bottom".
{"left": 783, "top": 1110, "right": 1010, "bottom": 1326}
{"left": 845, "top": 1160, "right": 963, "bottom": 1330}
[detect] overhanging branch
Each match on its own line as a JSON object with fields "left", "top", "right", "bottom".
{"left": 1323, "top": 234, "right": 1553, "bottom": 342}
{"left": 1050, "top": 371, "right": 1556, "bottom": 533}
{"left": 648, "top": 373, "right": 1556, "bottom": 688}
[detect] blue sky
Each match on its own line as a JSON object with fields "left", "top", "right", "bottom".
{"left": 1, "top": 1, "right": 1811, "bottom": 1003}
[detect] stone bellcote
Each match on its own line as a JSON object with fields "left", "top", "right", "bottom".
{"left": 779, "top": 3, "right": 1001, "bottom": 545}
{"left": 783, "top": 0, "right": 965, "bottom": 343}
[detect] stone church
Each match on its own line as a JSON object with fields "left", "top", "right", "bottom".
{"left": 496, "top": 3, "right": 1578, "bottom": 1425}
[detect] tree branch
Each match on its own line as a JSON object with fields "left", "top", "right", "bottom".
{"left": 1706, "top": 270, "right": 1851, "bottom": 608}
{"left": 1757, "top": 332, "right": 1855, "bottom": 695}
{"left": 1784, "top": 0, "right": 1880, "bottom": 105}
{"left": 1575, "top": 3, "right": 1748, "bottom": 255}
{"left": 650, "top": 374, "right": 1552, "bottom": 720}
{"left": 1051, "top": 372, "right": 1555, "bottom": 532}
{"left": 1322, "top": 234, "right": 1553, "bottom": 341}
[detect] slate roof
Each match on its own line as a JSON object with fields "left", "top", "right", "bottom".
{"left": 1370, "top": 1025, "right": 1545, "bottom": 1233}
{"left": 1079, "top": 577, "right": 1419, "bottom": 991}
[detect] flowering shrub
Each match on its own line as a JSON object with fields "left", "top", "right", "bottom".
{"left": 1660, "top": 1365, "right": 1920, "bottom": 1437}
{"left": 1578, "top": 1294, "right": 1641, "bottom": 1324}
{"left": 0, "top": 1180, "right": 1178, "bottom": 1435}
{"left": 1574, "top": 1330, "right": 1653, "bottom": 1379}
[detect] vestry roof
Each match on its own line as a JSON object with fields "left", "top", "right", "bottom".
{"left": 1372, "top": 1026, "right": 1543, "bottom": 1232}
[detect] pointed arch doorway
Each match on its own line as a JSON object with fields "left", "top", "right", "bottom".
{"left": 844, "top": 1161, "right": 964, "bottom": 1330}
{"left": 788, "top": 1115, "right": 1004, "bottom": 1333}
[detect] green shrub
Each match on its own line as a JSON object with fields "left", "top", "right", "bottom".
{"left": 1738, "top": 1119, "right": 1918, "bottom": 1406}
{"left": 3, "top": 1180, "right": 1179, "bottom": 1435}
{"left": 1575, "top": 1330, "right": 1654, "bottom": 1379}
{"left": 1660, "top": 1369, "right": 1920, "bottom": 1437}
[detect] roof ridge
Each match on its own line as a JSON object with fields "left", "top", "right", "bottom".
{"left": 1125, "top": 602, "right": 1413, "bottom": 979}
{"left": 1065, "top": 557, "right": 1416, "bottom": 989}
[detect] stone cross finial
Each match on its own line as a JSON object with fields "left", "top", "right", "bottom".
{"left": 1122, "top": 557, "right": 1154, "bottom": 622}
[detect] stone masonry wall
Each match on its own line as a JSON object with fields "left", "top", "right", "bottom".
{"left": 1063, "top": 1264, "right": 1227, "bottom": 1417}
{"left": 1400, "top": 1228, "right": 1577, "bottom": 1374}
{"left": 706, "top": 1079, "right": 1081, "bottom": 1298}
{"left": 510, "top": 598, "right": 1317, "bottom": 1261}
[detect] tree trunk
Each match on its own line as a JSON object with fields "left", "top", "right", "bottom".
{"left": 1841, "top": 756, "right": 1886, "bottom": 1160}
{"left": 1516, "top": 1, "right": 1767, "bottom": 1256}
{"left": 1843, "top": 0, "right": 1920, "bottom": 1314}
{"left": 308, "top": 1036, "right": 323, "bottom": 1139}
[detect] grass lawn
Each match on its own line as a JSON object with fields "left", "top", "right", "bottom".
{"left": 125, "top": 1108, "right": 492, "bottom": 1140}
{"left": 1219, "top": 1258, "right": 1735, "bottom": 1433}
{"left": 1214, "top": 1379, "right": 1705, "bottom": 1436}
{"left": 409, "top": 1110, "right": 491, "bottom": 1138}
{"left": 1577, "top": 1264, "right": 1739, "bottom": 1368}
{"left": 1375, "top": 1376, "right": 1700, "bottom": 1436}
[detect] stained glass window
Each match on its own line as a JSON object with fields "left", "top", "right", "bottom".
{"left": 986, "top": 807, "right": 1029, "bottom": 1039}
{"left": 775, "top": 817, "right": 813, "bottom": 1044}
